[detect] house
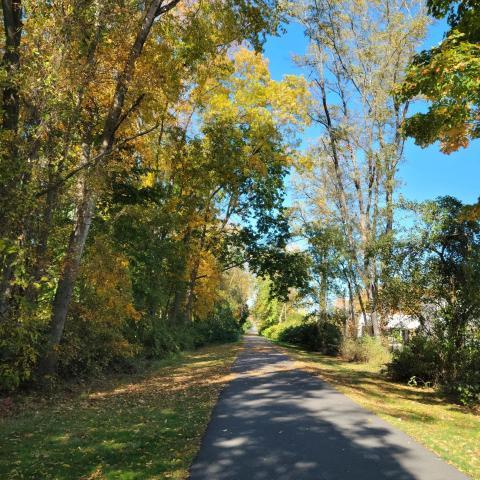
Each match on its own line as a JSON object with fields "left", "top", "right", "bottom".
{"left": 357, "top": 312, "right": 420, "bottom": 342}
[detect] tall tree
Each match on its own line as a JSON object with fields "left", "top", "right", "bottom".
{"left": 294, "top": 0, "right": 427, "bottom": 335}
{"left": 41, "top": 0, "right": 185, "bottom": 374}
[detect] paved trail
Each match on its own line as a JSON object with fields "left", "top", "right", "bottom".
{"left": 189, "top": 334, "right": 469, "bottom": 480}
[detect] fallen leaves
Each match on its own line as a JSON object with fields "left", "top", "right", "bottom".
{"left": 0, "top": 342, "right": 241, "bottom": 480}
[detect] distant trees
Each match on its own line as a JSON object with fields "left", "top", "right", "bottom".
{"left": 252, "top": 277, "right": 305, "bottom": 333}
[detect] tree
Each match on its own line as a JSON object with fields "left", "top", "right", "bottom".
{"left": 294, "top": 0, "right": 427, "bottom": 335}
{"left": 303, "top": 223, "right": 349, "bottom": 320}
{"left": 383, "top": 196, "right": 480, "bottom": 402}
{"left": 0, "top": 0, "right": 22, "bottom": 315}
{"left": 399, "top": 0, "right": 480, "bottom": 153}
{"left": 252, "top": 276, "right": 304, "bottom": 332}
{"left": 40, "top": 0, "right": 187, "bottom": 374}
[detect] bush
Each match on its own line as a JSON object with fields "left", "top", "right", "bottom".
{"left": 262, "top": 319, "right": 342, "bottom": 354}
{"left": 262, "top": 323, "right": 283, "bottom": 341}
{"left": 57, "top": 307, "right": 138, "bottom": 378}
{"left": 387, "top": 334, "right": 480, "bottom": 405}
{"left": 241, "top": 319, "right": 253, "bottom": 333}
{"left": 450, "top": 342, "right": 480, "bottom": 405}
{"left": 277, "top": 321, "right": 320, "bottom": 350}
{"left": 142, "top": 320, "right": 184, "bottom": 358}
{"left": 341, "top": 336, "right": 391, "bottom": 365}
{"left": 143, "top": 303, "right": 241, "bottom": 359}
{"left": 386, "top": 335, "right": 439, "bottom": 384}
{"left": 316, "top": 321, "right": 343, "bottom": 355}
{"left": 190, "top": 304, "right": 241, "bottom": 347}
{"left": 0, "top": 317, "right": 41, "bottom": 391}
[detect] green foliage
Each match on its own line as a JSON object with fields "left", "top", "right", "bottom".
{"left": 400, "top": 0, "right": 480, "bottom": 152}
{"left": 382, "top": 196, "right": 480, "bottom": 403}
{"left": 263, "top": 318, "right": 342, "bottom": 354}
{"left": 252, "top": 277, "right": 283, "bottom": 333}
{"left": 388, "top": 335, "right": 480, "bottom": 405}
{"left": 0, "top": 317, "right": 41, "bottom": 391}
{"left": 57, "top": 310, "right": 138, "bottom": 379}
{"left": 242, "top": 319, "right": 253, "bottom": 333}
{"left": 303, "top": 224, "right": 348, "bottom": 310}
{"left": 340, "top": 337, "right": 392, "bottom": 365}
{"left": 387, "top": 335, "right": 439, "bottom": 384}
{"left": 190, "top": 304, "right": 242, "bottom": 347}
{"left": 315, "top": 320, "right": 343, "bottom": 355}
{"left": 261, "top": 323, "right": 283, "bottom": 340}
{"left": 142, "top": 303, "right": 241, "bottom": 360}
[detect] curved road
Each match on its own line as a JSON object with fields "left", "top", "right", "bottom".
{"left": 189, "top": 334, "right": 469, "bottom": 480}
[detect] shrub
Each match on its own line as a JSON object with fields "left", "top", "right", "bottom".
{"left": 341, "top": 336, "right": 391, "bottom": 365}
{"left": 262, "top": 319, "right": 342, "bottom": 354}
{"left": 450, "top": 342, "right": 480, "bottom": 405}
{"left": 262, "top": 323, "right": 283, "bottom": 341}
{"left": 316, "top": 321, "right": 343, "bottom": 355}
{"left": 143, "top": 303, "right": 241, "bottom": 360}
{"left": 57, "top": 306, "right": 138, "bottom": 378}
{"left": 386, "top": 335, "right": 439, "bottom": 384}
{"left": 277, "top": 321, "right": 320, "bottom": 350}
{"left": 56, "top": 236, "right": 141, "bottom": 378}
{"left": 387, "top": 334, "right": 480, "bottom": 405}
{"left": 190, "top": 304, "right": 241, "bottom": 347}
{"left": 142, "top": 319, "right": 184, "bottom": 358}
{"left": 278, "top": 322, "right": 314, "bottom": 351}
{"left": 242, "top": 319, "right": 253, "bottom": 333}
{"left": 0, "top": 317, "right": 41, "bottom": 391}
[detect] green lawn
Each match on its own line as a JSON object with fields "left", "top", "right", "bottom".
{"left": 0, "top": 342, "right": 240, "bottom": 480}
{"left": 283, "top": 345, "right": 480, "bottom": 479}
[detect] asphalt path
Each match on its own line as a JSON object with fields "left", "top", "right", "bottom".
{"left": 189, "top": 334, "right": 469, "bottom": 480}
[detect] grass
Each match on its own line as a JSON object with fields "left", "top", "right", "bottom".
{"left": 0, "top": 342, "right": 241, "bottom": 480}
{"left": 282, "top": 344, "right": 480, "bottom": 479}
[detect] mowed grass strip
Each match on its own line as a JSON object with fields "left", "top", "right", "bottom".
{"left": 0, "top": 342, "right": 241, "bottom": 480}
{"left": 283, "top": 345, "right": 480, "bottom": 479}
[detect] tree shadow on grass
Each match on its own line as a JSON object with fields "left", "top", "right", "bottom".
{"left": 1, "top": 344, "right": 239, "bottom": 480}
{"left": 289, "top": 348, "right": 468, "bottom": 413}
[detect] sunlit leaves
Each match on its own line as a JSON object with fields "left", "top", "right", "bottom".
{"left": 400, "top": 1, "right": 480, "bottom": 152}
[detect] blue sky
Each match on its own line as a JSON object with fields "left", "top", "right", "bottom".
{"left": 262, "top": 18, "right": 480, "bottom": 205}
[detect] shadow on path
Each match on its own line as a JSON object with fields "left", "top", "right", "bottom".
{"left": 189, "top": 335, "right": 469, "bottom": 480}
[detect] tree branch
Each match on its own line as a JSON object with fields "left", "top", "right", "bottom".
{"left": 36, "top": 123, "right": 161, "bottom": 198}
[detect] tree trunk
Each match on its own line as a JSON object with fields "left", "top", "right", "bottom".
{"left": 169, "top": 228, "right": 192, "bottom": 324}
{"left": 170, "top": 283, "right": 187, "bottom": 325}
{"left": 184, "top": 221, "right": 210, "bottom": 323}
{"left": 346, "top": 280, "right": 355, "bottom": 337}
{"left": 185, "top": 266, "right": 199, "bottom": 323}
{"left": 25, "top": 163, "right": 58, "bottom": 306}
{"left": 0, "top": 260, "right": 14, "bottom": 318}
{"left": 40, "top": 170, "right": 95, "bottom": 374}
{"left": 368, "top": 277, "right": 381, "bottom": 337}
{"left": 0, "top": 0, "right": 23, "bottom": 313}
{"left": 1, "top": 0, "right": 22, "bottom": 134}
